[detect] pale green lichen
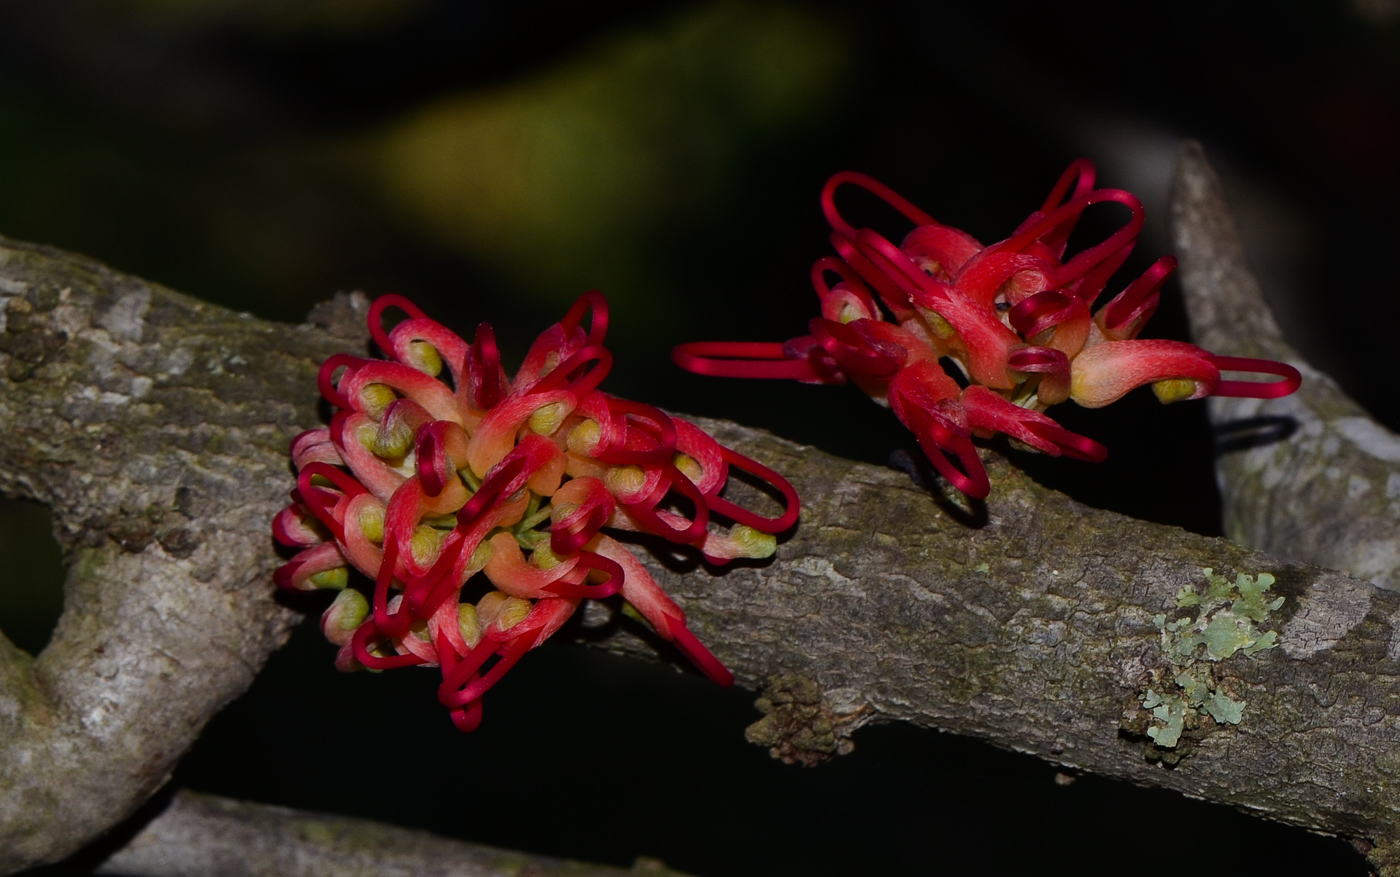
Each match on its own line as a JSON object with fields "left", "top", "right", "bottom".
{"left": 1140, "top": 568, "right": 1282, "bottom": 748}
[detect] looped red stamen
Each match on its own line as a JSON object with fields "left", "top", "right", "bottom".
{"left": 296, "top": 461, "right": 365, "bottom": 541}
{"left": 529, "top": 344, "right": 612, "bottom": 397}
{"left": 821, "top": 170, "right": 938, "bottom": 240}
{"left": 781, "top": 336, "right": 846, "bottom": 384}
{"left": 664, "top": 620, "right": 734, "bottom": 687}
{"left": 449, "top": 701, "right": 483, "bottom": 733}
{"left": 371, "top": 536, "right": 413, "bottom": 640}
{"left": 1207, "top": 356, "right": 1303, "bottom": 399}
{"left": 551, "top": 494, "right": 614, "bottom": 555}
{"left": 543, "top": 551, "right": 624, "bottom": 599}
{"left": 703, "top": 447, "right": 801, "bottom": 533}
{"left": 917, "top": 413, "right": 990, "bottom": 500}
{"left": 622, "top": 464, "right": 709, "bottom": 545}
{"left": 811, "top": 255, "right": 880, "bottom": 317}
{"left": 317, "top": 354, "right": 365, "bottom": 410}
{"left": 1040, "top": 157, "right": 1097, "bottom": 216}
{"left": 1021, "top": 422, "right": 1109, "bottom": 462}
{"left": 853, "top": 228, "right": 937, "bottom": 301}
{"left": 440, "top": 634, "right": 538, "bottom": 708}
{"left": 1007, "top": 346, "right": 1069, "bottom": 375}
{"left": 351, "top": 620, "right": 426, "bottom": 671}
{"left": 414, "top": 421, "right": 454, "bottom": 497}
{"left": 809, "top": 318, "right": 906, "bottom": 381}
{"left": 829, "top": 231, "right": 914, "bottom": 315}
{"left": 672, "top": 341, "right": 823, "bottom": 381}
{"left": 1008, "top": 291, "right": 1077, "bottom": 339}
{"left": 593, "top": 398, "right": 678, "bottom": 466}
{"left": 1102, "top": 255, "right": 1175, "bottom": 333}
{"left": 469, "top": 323, "right": 505, "bottom": 410}
{"left": 458, "top": 455, "right": 529, "bottom": 526}
{"left": 368, "top": 293, "right": 430, "bottom": 356}
{"left": 558, "top": 289, "right": 610, "bottom": 347}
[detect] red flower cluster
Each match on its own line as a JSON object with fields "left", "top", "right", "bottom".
{"left": 674, "top": 160, "right": 1301, "bottom": 498}
{"left": 274, "top": 292, "right": 798, "bottom": 731}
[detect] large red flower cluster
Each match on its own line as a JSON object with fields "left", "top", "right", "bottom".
{"left": 674, "top": 160, "right": 1301, "bottom": 498}
{"left": 274, "top": 292, "right": 798, "bottom": 731}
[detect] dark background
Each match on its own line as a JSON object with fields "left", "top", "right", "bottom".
{"left": 1, "top": 1, "right": 1394, "bottom": 874}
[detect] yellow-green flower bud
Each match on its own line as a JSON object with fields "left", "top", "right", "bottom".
{"left": 410, "top": 525, "right": 447, "bottom": 565}
{"left": 359, "top": 383, "right": 398, "bottom": 419}
{"left": 358, "top": 506, "right": 385, "bottom": 544}
{"left": 531, "top": 540, "right": 562, "bottom": 570}
{"left": 321, "top": 588, "right": 369, "bottom": 646}
{"left": 604, "top": 465, "right": 646, "bottom": 497}
{"left": 1152, "top": 378, "right": 1198, "bottom": 404}
{"left": 728, "top": 525, "right": 777, "bottom": 559}
{"left": 307, "top": 567, "right": 349, "bottom": 590}
{"left": 406, "top": 340, "right": 443, "bottom": 376}
{"left": 528, "top": 401, "right": 571, "bottom": 436}
{"left": 464, "top": 540, "right": 494, "bottom": 578}
{"left": 673, "top": 453, "right": 703, "bottom": 483}
{"left": 371, "top": 417, "right": 416, "bottom": 459}
{"left": 566, "top": 419, "right": 602, "bottom": 456}
{"left": 458, "top": 604, "right": 481, "bottom": 649}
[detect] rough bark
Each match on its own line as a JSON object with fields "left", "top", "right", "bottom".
{"left": 1, "top": 145, "right": 1399, "bottom": 875}
{"left": 94, "top": 790, "right": 693, "bottom": 877}
{"left": 1172, "top": 139, "right": 1400, "bottom": 591}
{"left": 0, "top": 237, "right": 364, "bottom": 871}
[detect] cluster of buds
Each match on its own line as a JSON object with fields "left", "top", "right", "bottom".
{"left": 673, "top": 160, "right": 1301, "bottom": 498}
{"left": 274, "top": 292, "right": 798, "bottom": 731}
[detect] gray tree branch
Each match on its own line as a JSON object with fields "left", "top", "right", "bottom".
{"left": 94, "top": 790, "right": 693, "bottom": 877}
{"left": 2, "top": 142, "right": 1398, "bottom": 875}
{"left": 1173, "top": 139, "right": 1400, "bottom": 591}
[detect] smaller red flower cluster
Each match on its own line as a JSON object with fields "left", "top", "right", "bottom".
{"left": 274, "top": 292, "right": 798, "bottom": 731}
{"left": 674, "top": 160, "right": 1301, "bottom": 498}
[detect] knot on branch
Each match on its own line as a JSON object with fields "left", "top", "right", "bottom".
{"left": 745, "top": 673, "right": 868, "bottom": 766}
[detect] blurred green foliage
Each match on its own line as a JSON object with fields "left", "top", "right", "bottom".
{"left": 366, "top": 2, "right": 851, "bottom": 318}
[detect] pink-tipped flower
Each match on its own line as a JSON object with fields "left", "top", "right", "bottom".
{"left": 673, "top": 159, "right": 1302, "bottom": 499}
{"left": 274, "top": 291, "right": 800, "bottom": 730}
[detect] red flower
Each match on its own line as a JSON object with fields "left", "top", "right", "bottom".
{"left": 674, "top": 160, "right": 1300, "bottom": 498}
{"left": 275, "top": 292, "right": 799, "bottom": 731}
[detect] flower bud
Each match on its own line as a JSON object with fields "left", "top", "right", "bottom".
{"left": 333, "top": 641, "right": 364, "bottom": 673}
{"left": 357, "top": 505, "right": 385, "bottom": 544}
{"left": 528, "top": 401, "right": 571, "bottom": 436}
{"left": 358, "top": 383, "right": 398, "bottom": 418}
{"left": 321, "top": 588, "right": 369, "bottom": 646}
{"left": 371, "top": 416, "right": 416, "bottom": 459}
{"left": 458, "top": 604, "right": 481, "bottom": 649}
{"left": 307, "top": 567, "right": 349, "bottom": 590}
{"left": 405, "top": 340, "right": 443, "bottom": 376}
{"left": 1151, "top": 379, "right": 1200, "bottom": 404}
{"left": 531, "top": 540, "right": 563, "bottom": 570}
{"left": 673, "top": 453, "right": 703, "bottom": 483}
{"left": 566, "top": 418, "right": 602, "bottom": 456}
{"left": 410, "top": 525, "right": 447, "bottom": 566}
{"left": 604, "top": 465, "right": 646, "bottom": 497}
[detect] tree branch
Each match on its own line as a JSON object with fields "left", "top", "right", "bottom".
{"left": 93, "top": 790, "right": 693, "bottom": 877}
{"left": 3, "top": 147, "right": 1400, "bottom": 874}
{"left": 1172, "top": 139, "right": 1400, "bottom": 592}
